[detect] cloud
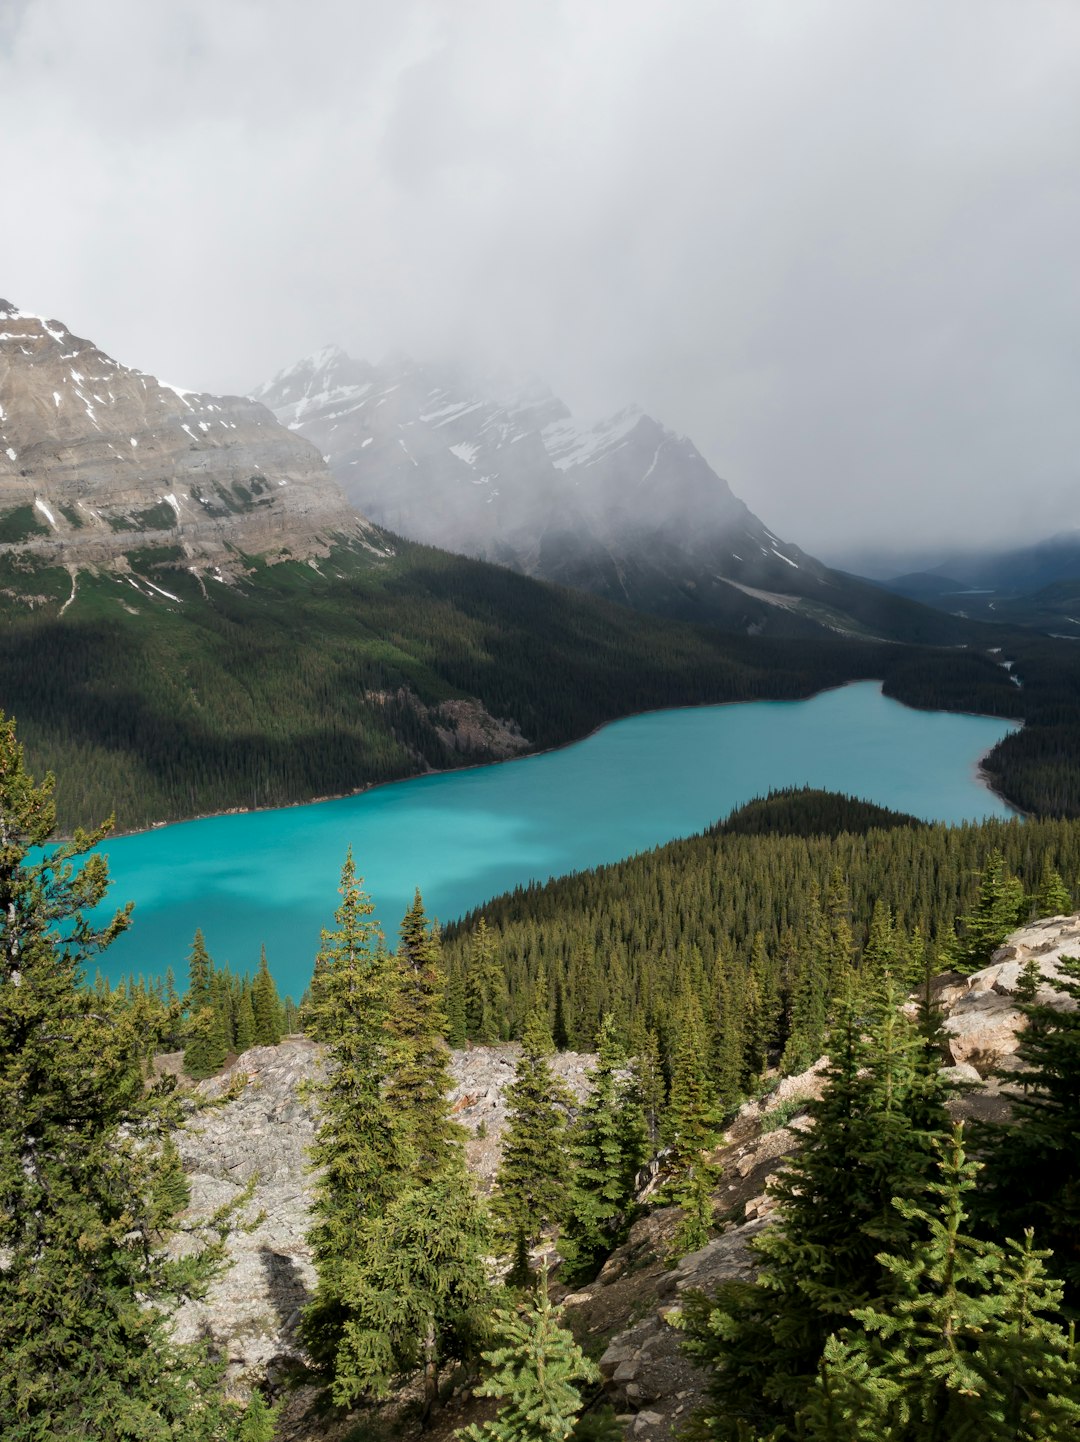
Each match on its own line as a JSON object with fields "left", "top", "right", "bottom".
{"left": 2, "top": 0, "right": 1079, "bottom": 555}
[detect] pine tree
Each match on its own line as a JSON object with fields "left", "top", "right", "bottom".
{"left": 1034, "top": 855, "right": 1072, "bottom": 918}
{"left": 235, "top": 980, "right": 256, "bottom": 1053}
{"left": 305, "top": 873, "right": 491, "bottom": 1413}
{"left": 465, "top": 916, "right": 506, "bottom": 1044}
{"left": 680, "top": 985, "right": 952, "bottom": 1439}
{"left": 300, "top": 852, "right": 406, "bottom": 1379}
{"left": 950, "top": 849, "right": 1026, "bottom": 974}
{"left": 494, "top": 987, "right": 572, "bottom": 1253}
{"left": 252, "top": 944, "right": 283, "bottom": 1046}
{"left": 662, "top": 993, "right": 723, "bottom": 1255}
{"left": 976, "top": 953, "right": 1080, "bottom": 1302}
{"left": 0, "top": 713, "right": 245, "bottom": 1438}
{"left": 561, "top": 1015, "right": 649, "bottom": 1284}
{"left": 457, "top": 1269, "right": 601, "bottom": 1442}
{"left": 801, "top": 1127, "right": 1080, "bottom": 1441}
{"left": 182, "top": 928, "right": 218, "bottom": 1078}
{"left": 385, "top": 891, "right": 461, "bottom": 1182}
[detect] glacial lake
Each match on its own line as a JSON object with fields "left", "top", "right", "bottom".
{"left": 94, "top": 681, "right": 1019, "bottom": 998}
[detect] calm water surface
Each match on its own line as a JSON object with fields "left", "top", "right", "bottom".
{"left": 94, "top": 682, "right": 1018, "bottom": 996}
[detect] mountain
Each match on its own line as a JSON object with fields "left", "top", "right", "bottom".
{"left": 253, "top": 349, "right": 971, "bottom": 645}
{"left": 0, "top": 300, "right": 367, "bottom": 578}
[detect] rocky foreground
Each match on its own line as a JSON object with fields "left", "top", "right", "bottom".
{"left": 171, "top": 914, "right": 1080, "bottom": 1440}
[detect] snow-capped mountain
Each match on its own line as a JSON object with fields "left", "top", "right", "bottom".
{"left": 252, "top": 349, "right": 830, "bottom": 623}
{"left": 254, "top": 348, "right": 965, "bottom": 641}
{"left": 0, "top": 302, "right": 368, "bottom": 578}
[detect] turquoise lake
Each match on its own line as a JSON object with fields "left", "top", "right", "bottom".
{"left": 94, "top": 681, "right": 1019, "bottom": 998}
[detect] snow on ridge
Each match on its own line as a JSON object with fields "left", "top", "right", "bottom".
{"left": 449, "top": 441, "right": 480, "bottom": 466}
{"left": 34, "top": 498, "right": 57, "bottom": 529}
{"left": 542, "top": 404, "right": 646, "bottom": 472}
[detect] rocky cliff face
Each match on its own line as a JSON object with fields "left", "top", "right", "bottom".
{"left": 0, "top": 302, "right": 368, "bottom": 576}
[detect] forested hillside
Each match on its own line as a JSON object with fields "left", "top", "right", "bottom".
{"left": 0, "top": 536, "right": 1028, "bottom": 833}
{"left": 444, "top": 795, "right": 1080, "bottom": 1068}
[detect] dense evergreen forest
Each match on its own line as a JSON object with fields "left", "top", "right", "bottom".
{"left": 0, "top": 534, "right": 1065, "bottom": 833}
{"left": 443, "top": 791, "right": 1080, "bottom": 1066}
{"left": 5, "top": 715, "right": 1080, "bottom": 1438}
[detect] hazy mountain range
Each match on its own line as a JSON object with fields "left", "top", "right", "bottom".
{"left": 254, "top": 347, "right": 970, "bottom": 644}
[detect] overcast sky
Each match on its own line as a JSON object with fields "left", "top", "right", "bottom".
{"left": 2, "top": 0, "right": 1079, "bottom": 560}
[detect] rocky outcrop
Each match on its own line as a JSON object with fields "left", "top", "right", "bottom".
{"left": 168, "top": 915, "right": 1078, "bottom": 1432}
{"left": 0, "top": 301, "right": 370, "bottom": 578}
{"left": 937, "top": 913, "right": 1080, "bottom": 1073}
{"left": 171, "top": 1040, "right": 598, "bottom": 1386}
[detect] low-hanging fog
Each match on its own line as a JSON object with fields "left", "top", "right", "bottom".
{"left": 2, "top": 0, "right": 1079, "bottom": 558}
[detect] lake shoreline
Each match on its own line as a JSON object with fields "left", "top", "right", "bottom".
{"left": 98, "top": 678, "right": 1025, "bottom": 843}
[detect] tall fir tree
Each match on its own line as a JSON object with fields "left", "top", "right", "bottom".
{"left": 561, "top": 1015, "right": 649, "bottom": 1284}
{"left": 0, "top": 713, "right": 246, "bottom": 1438}
{"left": 465, "top": 916, "right": 506, "bottom": 1043}
{"left": 948, "top": 848, "right": 1026, "bottom": 974}
{"left": 1034, "top": 855, "right": 1072, "bottom": 919}
{"left": 182, "top": 928, "right": 220, "bottom": 1079}
{"left": 494, "top": 983, "right": 572, "bottom": 1254}
{"left": 305, "top": 871, "right": 491, "bottom": 1413}
{"left": 384, "top": 891, "right": 461, "bottom": 1182}
{"left": 801, "top": 1128, "right": 1080, "bottom": 1442}
{"left": 662, "top": 992, "right": 723, "bottom": 1256}
{"left": 680, "top": 983, "right": 952, "bottom": 1439}
{"left": 251, "top": 944, "right": 283, "bottom": 1046}
{"left": 300, "top": 852, "right": 406, "bottom": 1381}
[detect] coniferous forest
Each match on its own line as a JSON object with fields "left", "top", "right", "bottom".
{"left": 4, "top": 537, "right": 1076, "bottom": 833}
{"left": 5, "top": 707, "right": 1080, "bottom": 1439}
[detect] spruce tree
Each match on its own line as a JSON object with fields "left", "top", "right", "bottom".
{"left": 949, "top": 849, "right": 1026, "bottom": 974}
{"left": 1034, "top": 856, "right": 1072, "bottom": 919}
{"left": 976, "top": 953, "right": 1080, "bottom": 1302}
{"left": 235, "top": 980, "right": 255, "bottom": 1053}
{"left": 325, "top": 1168, "right": 491, "bottom": 1415}
{"left": 561, "top": 1015, "right": 649, "bottom": 1284}
{"left": 252, "top": 944, "right": 283, "bottom": 1046}
{"left": 680, "top": 985, "right": 952, "bottom": 1439}
{"left": 662, "top": 993, "right": 723, "bottom": 1255}
{"left": 300, "top": 852, "right": 406, "bottom": 1379}
{"left": 457, "top": 1270, "right": 602, "bottom": 1442}
{"left": 0, "top": 713, "right": 244, "bottom": 1439}
{"left": 465, "top": 916, "right": 505, "bottom": 1043}
{"left": 801, "top": 1128, "right": 1080, "bottom": 1442}
{"left": 494, "top": 987, "right": 572, "bottom": 1253}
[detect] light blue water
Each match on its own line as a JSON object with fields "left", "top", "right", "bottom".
{"left": 93, "top": 682, "right": 1018, "bottom": 997}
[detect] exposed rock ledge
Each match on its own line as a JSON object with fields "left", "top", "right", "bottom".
{"left": 170, "top": 1041, "right": 595, "bottom": 1390}
{"left": 168, "top": 916, "right": 1078, "bottom": 1436}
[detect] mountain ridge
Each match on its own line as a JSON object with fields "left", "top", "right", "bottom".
{"left": 0, "top": 300, "right": 370, "bottom": 580}
{"left": 254, "top": 347, "right": 974, "bottom": 645}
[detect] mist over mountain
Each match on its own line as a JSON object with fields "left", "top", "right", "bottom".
{"left": 255, "top": 348, "right": 972, "bottom": 645}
